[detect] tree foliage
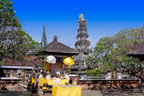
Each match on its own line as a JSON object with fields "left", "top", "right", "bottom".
{"left": 0, "top": 0, "right": 21, "bottom": 29}
{"left": 0, "top": 28, "right": 41, "bottom": 59}
{"left": 86, "top": 55, "right": 94, "bottom": 69}
{"left": 87, "top": 27, "right": 144, "bottom": 78}
{"left": 85, "top": 69, "right": 103, "bottom": 76}
{"left": 0, "top": 0, "right": 41, "bottom": 65}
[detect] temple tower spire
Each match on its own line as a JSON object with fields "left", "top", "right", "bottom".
{"left": 41, "top": 24, "right": 47, "bottom": 47}
{"left": 74, "top": 14, "right": 90, "bottom": 71}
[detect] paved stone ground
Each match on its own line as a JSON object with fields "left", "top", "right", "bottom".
{"left": 0, "top": 91, "right": 32, "bottom": 96}
{"left": 82, "top": 90, "right": 144, "bottom": 96}
{"left": 39, "top": 87, "right": 144, "bottom": 96}
{"left": 0, "top": 88, "right": 144, "bottom": 96}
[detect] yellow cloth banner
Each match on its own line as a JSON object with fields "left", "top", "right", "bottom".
{"left": 32, "top": 77, "right": 36, "bottom": 83}
{"left": 44, "top": 62, "right": 50, "bottom": 71}
{"left": 38, "top": 78, "right": 48, "bottom": 87}
{"left": 48, "top": 79, "right": 54, "bottom": 86}
{"left": 52, "top": 85, "right": 82, "bottom": 96}
{"left": 47, "top": 63, "right": 50, "bottom": 72}
{"left": 60, "top": 79, "right": 69, "bottom": 85}
{"left": 39, "top": 78, "right": 70, "bottom": 86}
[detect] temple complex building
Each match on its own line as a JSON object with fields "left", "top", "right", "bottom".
{"left": 39, "top": 36, "right": 79, "bottom": 75}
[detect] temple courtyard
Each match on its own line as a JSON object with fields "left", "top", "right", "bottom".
{"left": 0, "top": 88, "right": 144, "bottom": 96}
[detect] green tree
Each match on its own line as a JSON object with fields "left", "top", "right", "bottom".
{"left": 0, "top": 0, "right": 41, "bottom": 65}
{"left": 89, "top": 27, "right": 144, "bottom": 79}
{"left": 85, "top": 69, "right": 103, "bottom": 76}
{"left": 93, "top": 37, "right": 115, "bottom": 70}
{"left": 86, "top": 55, "right": 94, "bottom": 69}
{"left": 0, "top": 0, "right": 21, "bottom": 30}
{"left": 112, "top": 28, "right": 144, "bottom": 80}
{"left": 0, "top": 28, "right": 41, "bottom": 65}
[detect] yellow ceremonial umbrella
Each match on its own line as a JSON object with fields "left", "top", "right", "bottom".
{"left": 63, "top": 57, "right": 74, "bottom": 73}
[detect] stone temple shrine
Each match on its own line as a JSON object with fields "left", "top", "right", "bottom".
{"left": 71, "top": 14, "right": 91, "bottom": 74}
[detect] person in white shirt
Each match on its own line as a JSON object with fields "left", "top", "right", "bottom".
{"left": 56, "top": 71, "right": 60, "bottom": 76}
{"left": 64, "top": 73, "right": 70, "bottom": 80}
{"left": 39, "top": 70, "right": 43, "bottom": 79}
{"left": 54, "top": 75, "right": 61, "bottom": 84}
{"left": 39, "top": 73, "right": 43, "bottom": 79}
{"left": 46, "top": 71, "right": 51, "bottom": 81}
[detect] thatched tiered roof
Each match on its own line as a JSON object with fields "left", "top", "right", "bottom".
{"left": 41, "top": 36, "right": 79, "bottom": 57}
{"left": 2, "top": 56, "right": 42, "bottom": 66}
{"left": 127, "top": 44, "right": 144, "bottom": 61}
{"left": 127, "top": 44, "right": 144, "bottom": 56}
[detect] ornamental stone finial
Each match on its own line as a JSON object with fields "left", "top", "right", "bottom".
{"left": 79, "top": 14, "right": 84, "bottom": 21}
{"left": 53, "top": 35, "right": 58, "bottom": 42}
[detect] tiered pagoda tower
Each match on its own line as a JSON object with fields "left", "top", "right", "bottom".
{"left": 73, "top": 14, "right": 91, "bottom": 73}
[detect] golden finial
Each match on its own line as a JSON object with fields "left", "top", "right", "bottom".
{"left": 79, "top": 14, "right": 84, "bottom": 21}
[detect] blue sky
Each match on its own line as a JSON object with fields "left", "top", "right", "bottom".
{"left": 11, "top": 0, "right": 144, "bottom": 48}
